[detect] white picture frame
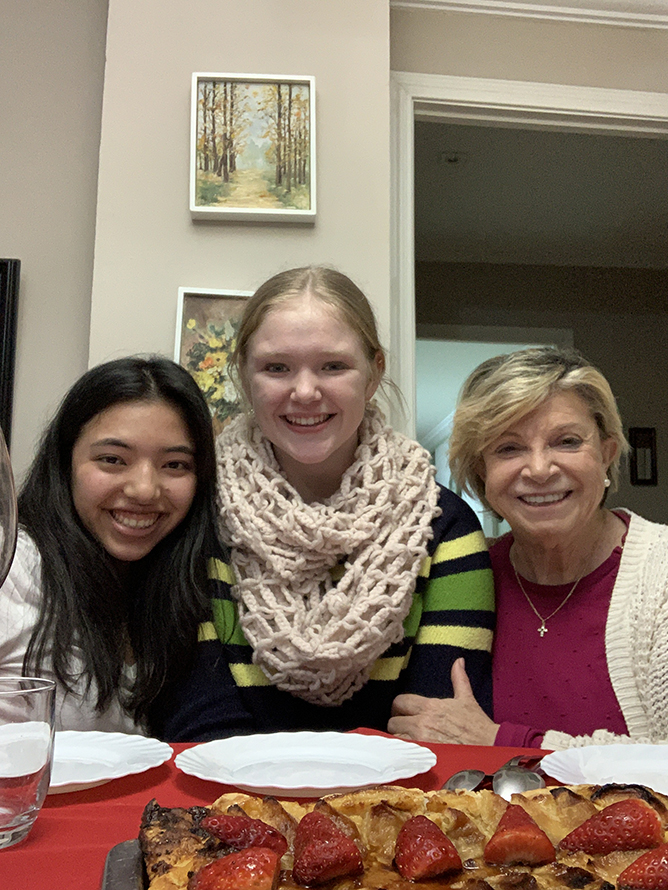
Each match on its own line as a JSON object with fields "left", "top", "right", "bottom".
{"left": 189, "top": 72, "right": 316, "bottom": 223}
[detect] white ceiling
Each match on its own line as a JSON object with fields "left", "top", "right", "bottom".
{"left": 414, "top": 119, "right": 668, "bottom": 268}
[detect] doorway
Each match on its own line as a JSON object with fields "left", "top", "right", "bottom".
{"left": 389, "top": 71, "right": 668, "bottom": 440}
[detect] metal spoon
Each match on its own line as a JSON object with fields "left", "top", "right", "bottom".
{"left": 442, "top": 768, "right": 487, "bottom": 791}
{"left": 492, "top": 765, "right": 546, "bottom": 801}
{"left": 443, "top": 756, "right": 545, "bottom": 794}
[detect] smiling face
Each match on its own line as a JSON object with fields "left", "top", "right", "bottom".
{"left": 71, "top": 399, "right": 197, "bottom": 562}
{"left": 481, "top": 390, "right": 617, "bottom": 546}
{"left": 244, "top": 293, "right": 380, "bottom": 495}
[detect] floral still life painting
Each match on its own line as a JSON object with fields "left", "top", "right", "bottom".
{"left": 174, "top": 289, "right": 252, "bottom": 435}
{"left": 190, "top": 73, "right": 316, "bottom": 222}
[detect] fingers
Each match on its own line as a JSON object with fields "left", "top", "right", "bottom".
{"left": 386, "top": 718, "right": 419, "bottom": 740}
{"left": 390, "top": 693, "right": 427, "bottom": 717}
{"left": 388, "top": 694, "right": 434, "bottom": 739}
{"left": 451, "top": 657, "right": 475, "bottom": 700}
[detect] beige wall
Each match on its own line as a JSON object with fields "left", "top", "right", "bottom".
{"left": 416, "top": 261, "right": 668, "bottom": 523}
{"left": 0, "top": 0, "right": 108, "bottom": 480}
{"left": 2, "top": 0, "right": 390, "bottom": 481}
{"left": 5, "top": 0, "right": 668, "bottom": 515}
{"left": 89, "top": 0, "right": 391, "bottom": 369}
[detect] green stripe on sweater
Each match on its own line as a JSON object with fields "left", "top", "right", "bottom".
{"left": 422, "top": 569, "right": 494, "bottom": 612}
{"left": 212, "top": 598, "right": 248, "bottom": 645}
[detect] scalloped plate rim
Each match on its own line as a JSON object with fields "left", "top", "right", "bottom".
{"left": 541, "top": 744, "right": 668, "bottom": 793}
{"left": 174, "top": 731, "right": 437, "bottom": 796}
{"left": 48, "top": 730, "right": 173, "bottom": 794}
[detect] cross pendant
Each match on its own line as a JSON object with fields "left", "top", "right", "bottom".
{"left": 538, "top": 623, "right": 548, "bottom": 637}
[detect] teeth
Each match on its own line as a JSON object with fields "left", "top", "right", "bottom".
{"left": 286, "top": 414, "right": 329, "bottom": 426}
{"left": 112, "top": 512, "right": 159, "bottom": 529}
{"left": 521, "top": 493, "right": 566, "bottom": 505}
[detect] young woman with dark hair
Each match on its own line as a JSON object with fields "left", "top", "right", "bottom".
{"left": 0, "top": 355, "right": 220, "bottom": 733}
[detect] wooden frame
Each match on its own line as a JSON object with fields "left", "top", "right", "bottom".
{"left": 0, "top": 260, "right": 20, "bottom": 448}
{"left": 190, "top": 73, "right": 316, "bottom": 222}
{"left": 174, "top": 287, "right": 252, "bottom": 436}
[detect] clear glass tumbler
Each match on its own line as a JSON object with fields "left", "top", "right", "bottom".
{"left": 0, "top": 677, "right": 56, "bottom": 848}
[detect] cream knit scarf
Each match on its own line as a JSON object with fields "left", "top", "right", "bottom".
{"left": 216, "top": 404, "right": 441, "bottom": 706}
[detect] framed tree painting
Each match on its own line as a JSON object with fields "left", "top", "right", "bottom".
{"left": 174, "top": 287, "right": 252, "bottom": 436}
{"left": 0, "top": 260, "right": 20, "bottom": 447}
{"left": 190, "top": 73, "right": 316, "bottom": 222}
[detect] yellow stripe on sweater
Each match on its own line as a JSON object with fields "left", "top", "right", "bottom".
{"left": 369, "top": 652, "right": 412, "bottom": 681}
{"left": 230, "top": 663, "right": 272, "bottom": 687}
{"left": 197, "top": 621, "right": 218, "bottom": 642}
{"left": 434, "top": 530, "right": 488, "bottom": 564}
{"left": 416, "top": 624, "right": 493, "bottom": 651}
{"left": 208, "top": 557, "right": 235, "bottom": 585}
{"left": 418, "top": 530, "right": 487, "bottom": 577}
{"left": 230, "top": 655, "right": 420, "bottom": 688}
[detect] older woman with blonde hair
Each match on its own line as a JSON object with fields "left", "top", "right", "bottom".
{"left": 389, "top": 346, "right": 668, "bottom": 750}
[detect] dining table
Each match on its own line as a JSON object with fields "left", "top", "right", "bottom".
{"left": 1, "top": 729, "right": 551, "bottom": 890}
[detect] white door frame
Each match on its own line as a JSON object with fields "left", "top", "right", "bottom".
{"left": 390, "top": 71, "right": 668, "bottom": 436}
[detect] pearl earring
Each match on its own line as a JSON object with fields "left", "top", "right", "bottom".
{"left": 604, "top": 478, "right": 611, "bottom": 488}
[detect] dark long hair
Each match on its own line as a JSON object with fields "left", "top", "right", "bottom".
{"left": 19, "top": 356, "right": 220, "bottom": 724}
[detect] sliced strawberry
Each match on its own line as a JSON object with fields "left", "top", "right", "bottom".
{"left": 484, "top": 804, "right": 556, "bottom": 866}
{"left": 187, "top": 847, "right": 280, "bottom": 890}
{"left": 394, "top": 814, "right": 462, "bottom": 881}
{"left": 292, "top": 811, "right": 363, "bottom": 886}
{"left": 201, "top": 813, "right": 288, "bottom": 857}
{"left": 619, "top": 842, "right": 668, "bottom": 890}
{"left": 559, "top": 799, "right": 663, "bottom": 855}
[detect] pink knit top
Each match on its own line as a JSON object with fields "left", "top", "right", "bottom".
{"left": 491, "top": 513, "right": 630, "bottom": 748}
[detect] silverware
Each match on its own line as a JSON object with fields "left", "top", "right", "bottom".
{"left": 443, "top": 754, "right": 546, "bottom": 799}
{"left": 101, "top": 839, "right": 144, "bottom": 890}
{"left": 492, "top": 764, "right": 546, "bottom": 800}
{"left": 443, "top": 767, "right": 486, "bottom": 791}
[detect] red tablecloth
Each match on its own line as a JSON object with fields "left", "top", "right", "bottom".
{"left": 1, "top": 731, "right": 550, "bottom": 889}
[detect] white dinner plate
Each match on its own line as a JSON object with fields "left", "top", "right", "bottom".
{"left": 48, "top": 731, "right": 173, "bottom": 794}
{"left": 175, "top": 731, "right": 437, "bottom": 797}
{"left": 542, "top": 744, "right": 668, "bottom": 794}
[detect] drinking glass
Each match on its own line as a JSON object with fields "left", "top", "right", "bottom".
{"left": 0, "top": 677, "right": 56, "bottom": 848}
{"left": 0, "top": 425, "right": 17, "bottom": 587}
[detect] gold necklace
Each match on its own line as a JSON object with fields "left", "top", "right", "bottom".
{"left": 510, "top": 556, "right": 584, "bottom": 638}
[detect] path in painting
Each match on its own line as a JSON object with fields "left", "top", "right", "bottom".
{"left": 221, "top": 169, "right": 283, "bottom": 208}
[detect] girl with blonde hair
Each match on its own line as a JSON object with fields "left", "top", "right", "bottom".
{"left": 161, "top": 267, "right": 495, "bottom": 740}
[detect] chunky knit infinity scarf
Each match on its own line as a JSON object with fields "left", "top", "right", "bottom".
{"left": 215, "top": 404, "right": 441, "bottom": 706}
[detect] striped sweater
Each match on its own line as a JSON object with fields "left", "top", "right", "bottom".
{"left": 152, "top": 485, "right": 495, "bottom": 741}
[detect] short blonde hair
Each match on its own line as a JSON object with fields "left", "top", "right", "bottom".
{"left": 229, "top": 266, "right": 387, "bottom": 404}
{"left": 449, "top": 347, "right": 628, "bottom": 510}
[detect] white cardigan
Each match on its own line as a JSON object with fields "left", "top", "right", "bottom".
{"left": 0, "top": 530, "right": 142, "bottom": 734}
{"left": 544, "top": 509, "right": 668, "bottom": 750}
